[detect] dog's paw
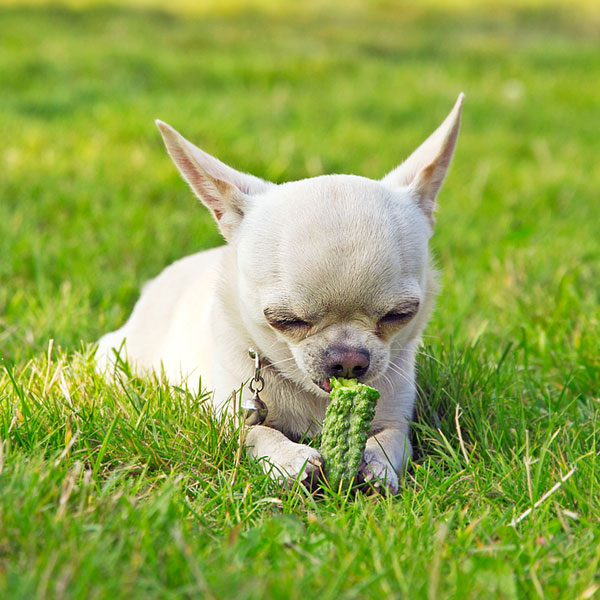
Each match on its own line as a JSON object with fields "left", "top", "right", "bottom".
{"left": 263, "top": 443, "right": 324, "bottom": 487}
{"left": 358, "top": 449, "right": 399, "bottom": 495}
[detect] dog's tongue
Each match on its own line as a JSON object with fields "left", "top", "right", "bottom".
{"left": 320, "top": 379, "right": 333, "bottom": 393}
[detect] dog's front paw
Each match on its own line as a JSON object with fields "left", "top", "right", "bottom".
{"left": 359, "top": 449, "right": 399, "bottom": 495}
{"left": 263, "top": 443, "right": 324, "bottom": 487}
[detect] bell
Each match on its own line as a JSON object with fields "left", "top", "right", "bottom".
{"left": 241, "top": 392, "right": 268, "bottom": 426}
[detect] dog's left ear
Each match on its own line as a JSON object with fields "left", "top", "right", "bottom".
{"left": 382, "top": 93, "right": 464, "bottom": 226}
{"left": 156, "top": 120, "right": 273, "bottom": 240}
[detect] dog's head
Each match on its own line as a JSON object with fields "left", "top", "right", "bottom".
{"left": 157, "top": 94, "right": 463, "bottom": 395}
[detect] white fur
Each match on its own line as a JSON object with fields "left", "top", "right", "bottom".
{"left": 97, "top": 94, "right": 464, "bottom": 493}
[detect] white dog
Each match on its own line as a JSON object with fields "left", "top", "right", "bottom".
{"left": 97, "top": 94, "right": 464, "bottom": 493}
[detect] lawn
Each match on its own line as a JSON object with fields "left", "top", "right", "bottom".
{"left": 1, "top": 0, "right": 599, "bottom": 598}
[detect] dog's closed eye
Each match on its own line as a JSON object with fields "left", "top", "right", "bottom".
{"left": 377, "top": 299, "right": 420, "bottom": 329}
{"left": 263, "top": 308, "right": 312, "bottom": 334}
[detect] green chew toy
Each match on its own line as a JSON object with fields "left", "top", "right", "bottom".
{"left": 319, "top": 377, "right": 380, "bottom": 491}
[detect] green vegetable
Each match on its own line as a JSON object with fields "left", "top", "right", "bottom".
{"left": 320, "top": 377, "right": 380, "bottom": 491}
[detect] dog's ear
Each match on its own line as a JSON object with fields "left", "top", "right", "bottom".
{"left": 156, "top": 120, "right": 273, "bottom": 240}
{"left": 382, "top": 93, "right": 464, "bottom": 226}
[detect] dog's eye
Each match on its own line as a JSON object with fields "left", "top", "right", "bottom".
{"left": 379, "top": 312, "right": 413, "bottom": 325}
{"left": 378, "top": 301, "right": 420, "bottom": 328}
{"left": 264, "top": 309, "right": 311, "bottom": 334}
{"left": 270, "top": 318, "right": 311, "bottom": 332}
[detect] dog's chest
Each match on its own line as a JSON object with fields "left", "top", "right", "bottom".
{"left": 262, "top": 378, "right": 328, "bottom": 442}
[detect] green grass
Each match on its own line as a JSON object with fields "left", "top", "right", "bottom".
{"left": 1, "top": 1, "right": 599, "bottom": 598}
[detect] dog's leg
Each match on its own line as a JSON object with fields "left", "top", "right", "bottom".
{"left": 212, "top": 354, "right": 324, "bottom": 486}
{"left": 245, "top": 425, "right": 323, "bottom": 486}
{"left": 359, "top": 426, "right": 412, "bottom": 495}
{"left": 358, "top": 347, "right": 416, "bottom": 494}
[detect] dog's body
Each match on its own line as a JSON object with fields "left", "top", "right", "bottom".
{"left": 97, "top": 95, "right": 464, "bottom": 493}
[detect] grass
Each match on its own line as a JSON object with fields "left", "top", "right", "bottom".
{"left": 1, "top": 0, "right": 599, "bottom": 597}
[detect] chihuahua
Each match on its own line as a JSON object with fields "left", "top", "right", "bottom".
{"left": 97, "top": 94, "right": 464, "bottom": 493}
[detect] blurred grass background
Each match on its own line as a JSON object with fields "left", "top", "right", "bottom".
{"left": 1, "top": 0, "right": 598, "bottom": 369}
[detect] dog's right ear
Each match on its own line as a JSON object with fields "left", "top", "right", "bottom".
{"left": 156, "top": 120, "right": 273, "bottom": 240}
{"left": 382, "top": 93, "right": 464, "bottom": 228}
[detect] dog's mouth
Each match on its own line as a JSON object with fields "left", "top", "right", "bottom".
{"left": 315, "top": 379, "right": 332, "bottom": 394}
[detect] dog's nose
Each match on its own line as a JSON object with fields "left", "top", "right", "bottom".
{"left": 324, "top": 347, "right": 370, "bottom": 379}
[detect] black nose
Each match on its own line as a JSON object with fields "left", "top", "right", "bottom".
{"left": 324, "top": 347, "right": 370, "bottom": 379}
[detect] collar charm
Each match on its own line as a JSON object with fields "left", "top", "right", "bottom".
{"left": 241, "top": 348, "right": 268, "bottom": 425}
